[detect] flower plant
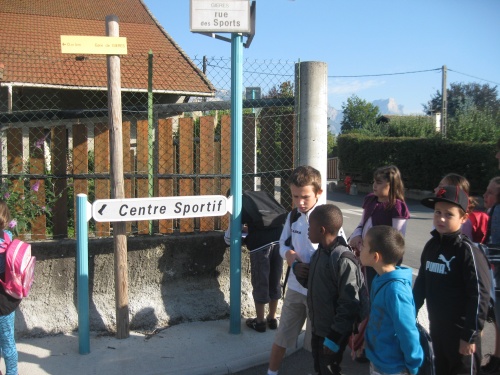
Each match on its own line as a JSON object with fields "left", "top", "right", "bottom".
{"left": 1, "top": 134, "right": 64, "bottom": 236}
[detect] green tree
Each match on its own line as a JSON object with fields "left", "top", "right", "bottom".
{"left": 327, "top": 131, "right": 337, "bottom": 157}
{"left": 447, "top": 99, "right": 500, "bottom": 142}
{"left": 423, "top": 82, "right": 500, "bottom": 119}
{"left": 340, "top": 95, "right": 380, "bottom": 133}
{"left": 259, "top": 81, "right": 294, "bottom": 172}
{"left": 265, "top": 81, "right": 294, "bottom": 99}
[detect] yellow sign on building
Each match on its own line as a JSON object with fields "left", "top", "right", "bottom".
{"left": 60, "top": 35, "right": 127, "bottom": 55}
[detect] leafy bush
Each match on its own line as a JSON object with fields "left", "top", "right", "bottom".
{"left": 338, "top": 134, "right": 497, "bottom": 194}
{"left": 368, "top": 116, "right": 438, "bottom": 138}
{"left": 447, "top": 102, "right": 500, "bottom": 143}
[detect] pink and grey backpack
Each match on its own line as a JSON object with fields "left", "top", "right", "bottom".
{"left": 0, "top": 231, "right": 35, "bottom": 299}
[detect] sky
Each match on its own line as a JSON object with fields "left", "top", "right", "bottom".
{"left": 143, "top": 0, "right": 500, "bottom": 114}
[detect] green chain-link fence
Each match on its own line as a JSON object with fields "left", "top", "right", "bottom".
{"left": 0, "top": 51, "right": 297, "bottom": 239}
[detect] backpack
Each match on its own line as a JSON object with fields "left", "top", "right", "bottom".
{"left": 468, "top": 211, "right": 489, "bottom": 244}
{"left": 329, "top": 242, "right": 371, "bottom": 325}
{"left": 484, "top": 243, "right": 500, "bottom": 290}
{"left": 417, "top": 322, "right": 436, "bottom": 375}
{"left": 329, "top": 241, "right": 370, "bottom": 355}
{"left": 0, "top": 231, "right": 35, "bottom": 299}
{"left": 467, "top": 239, "right": 496, "bottom": 322}
{"left": 242, "top": 191, "right": 288, "bottom": 230}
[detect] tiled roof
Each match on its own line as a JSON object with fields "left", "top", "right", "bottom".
{"left": 0, "top": 0, "right": 214, "bottom": 95}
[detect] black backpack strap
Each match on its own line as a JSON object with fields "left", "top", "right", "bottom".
{"left": 486, "top": 205, "right": 495, "bottom": 243}
{"left": 329, "top": 241, "right": 371, "bottom": 326}
{"left": 281, "top": 208, "right": 301, "bottom": 298}
{"left": 329, "top": 241, "right": 363, "bottom": 296}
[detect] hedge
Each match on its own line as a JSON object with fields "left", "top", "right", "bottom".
{"left": 337, "top": 134, "right": 498, "bottom": 194}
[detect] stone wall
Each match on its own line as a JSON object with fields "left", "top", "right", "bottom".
{"left": 16, "top": 233, "right": 259, "bottom": 337}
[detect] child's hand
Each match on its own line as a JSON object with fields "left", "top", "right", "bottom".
{"left": 323, "top": 345, "right": 335, "bottom": 356}
{"left": 458, "top": 340, "right": 475, "bottom": 355}
{"left": 285, "top": 250, "right": 299, "bottom": 266}
{"left": 293, "top": 262, "right": 309, "bottom": 279}
{"left": 349, "top": 235, "right": 362, "bottom": 251}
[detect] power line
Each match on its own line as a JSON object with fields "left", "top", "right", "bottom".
{"left": 447, "top": 68, "right": 500, "bottom": 86}
{"left": 204, "top": 60, "right": 500, "bottom": 85}
{"left": 328, "top": 68, "right": 441, "bottom": 78}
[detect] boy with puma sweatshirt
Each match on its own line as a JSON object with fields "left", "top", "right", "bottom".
{"left": 413, "top": 185, "right": 491, "bottom": 375}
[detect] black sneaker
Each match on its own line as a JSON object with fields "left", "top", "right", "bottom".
{"left": 481, "top": 354, "right": 500, "bottom": 374}
{"left": 267, "top": 317, "right": 278, "bottom": 330}
{"left": 354, "top": 349, "right": 369, "bottom": 364}
{"left": 246, "top": 318, "right": 266, "bottom": 332}
{"left": 327, "top": 363, "right": 343, "bottom": 375}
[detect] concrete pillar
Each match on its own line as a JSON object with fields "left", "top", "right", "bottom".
{"left": 295, "top": 61, "right": 328, "bottom": 204}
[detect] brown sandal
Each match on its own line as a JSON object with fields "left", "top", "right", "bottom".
{"left": 246, "top": 318, "right": 266, "bottom": 332}
{"left": 266, "top": 317, "right": 278, "bottom": 330}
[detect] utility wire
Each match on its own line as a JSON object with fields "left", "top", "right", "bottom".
{"left": 205, "top": 60, "right": 499, "bottom": 85}
{"left": 328, "top": 68, "right": 441, "bottom": 78}
{"left": 447, "top": 69, "right": 500, "bottom": 86}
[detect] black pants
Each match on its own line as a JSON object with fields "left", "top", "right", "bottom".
{"left": 311, "top": 333, "right": 347, "bottom": 375}
{"left": 430, "top": 320, "right": 481, "bottom": 375}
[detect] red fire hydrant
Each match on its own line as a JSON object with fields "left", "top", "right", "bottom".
{"left": 344, "top": 176, "right": 352, "bottom": 194}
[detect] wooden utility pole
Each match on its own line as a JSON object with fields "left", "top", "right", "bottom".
{"left": 106, "top": 15, "right": 129, "bottom": 339}
{"left": 441, "top": 65, "right": 447, "bottom": 137}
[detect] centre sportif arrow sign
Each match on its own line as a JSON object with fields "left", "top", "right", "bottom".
{"left": 92, "top": 195, "right": 230, "bottom": 222}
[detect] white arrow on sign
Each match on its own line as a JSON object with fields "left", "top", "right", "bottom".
{"left": 92, "top": 195, "right": 230, "bottom": 222}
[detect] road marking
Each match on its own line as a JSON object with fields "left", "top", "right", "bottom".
{"left": 401, "top": 263, "right": 420, "bottom": 277}
{"left": 341, "top": 209, "right": 363, "bottom": 216}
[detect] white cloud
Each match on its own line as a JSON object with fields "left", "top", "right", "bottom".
{"left": 328, "top": 79, "right": 385, "bottom": 96}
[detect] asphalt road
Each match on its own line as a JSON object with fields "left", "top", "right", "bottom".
{"left": 329, "top": 189, "right": 434, "bottom": 274}
{"left": 233, "top": 189, "right": 496, "bottom": 375}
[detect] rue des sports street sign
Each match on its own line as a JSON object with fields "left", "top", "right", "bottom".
{"left": 92, "top": 195, "right": 230, "bottom": 222}
{"left": 190, "top": 0, "right": 250, "bottom": 33}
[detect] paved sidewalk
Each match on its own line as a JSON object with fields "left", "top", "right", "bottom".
{"left": 14, "top": 319, "right": 301, "bottom": 375}
{"left": 10, "top": 307, "right": 432, "bottom": 375}
{"left": 7, "top": 303, "right": 496, "bottom": 375}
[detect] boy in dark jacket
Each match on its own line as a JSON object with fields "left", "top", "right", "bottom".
{"left": 307, "top": 204, "right": 363, "bottom": 375}
{"left": 414, "top": 185, "right": 491, "bottom": 375}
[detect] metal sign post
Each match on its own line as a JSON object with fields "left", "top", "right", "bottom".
{"left": 229, "top": 32, "right": 243, "bottom": 334}
{"left": 191, "top": 0, "right": 255, "bottom": 335}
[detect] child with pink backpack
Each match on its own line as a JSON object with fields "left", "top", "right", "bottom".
{"left": 0, "top": 201, "right": 20, "bottom": 375}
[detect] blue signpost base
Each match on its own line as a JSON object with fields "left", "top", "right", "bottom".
{"left": 229, "top": 32, "right": 243, "bottom": 335}
{"left": 76, "top": 194, "right": 90, "bottom": 354}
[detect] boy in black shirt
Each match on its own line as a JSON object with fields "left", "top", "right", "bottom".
{"left": 413, "top": 185, "right": 491, "bottom": 375}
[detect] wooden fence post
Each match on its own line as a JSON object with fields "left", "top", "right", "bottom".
{"left": 106, "top": 14, "right": 129, "bottom": 339}
{"left": 51, "top": 126, "right": 68, "bottom": 238}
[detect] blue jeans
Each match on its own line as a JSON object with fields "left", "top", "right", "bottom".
{"left": 0, "top": 311, "right": 17, "bottom": 375}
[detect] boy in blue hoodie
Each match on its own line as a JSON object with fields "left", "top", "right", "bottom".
{"left": 360, "top": 225, "right": 423, "bottom": 375}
